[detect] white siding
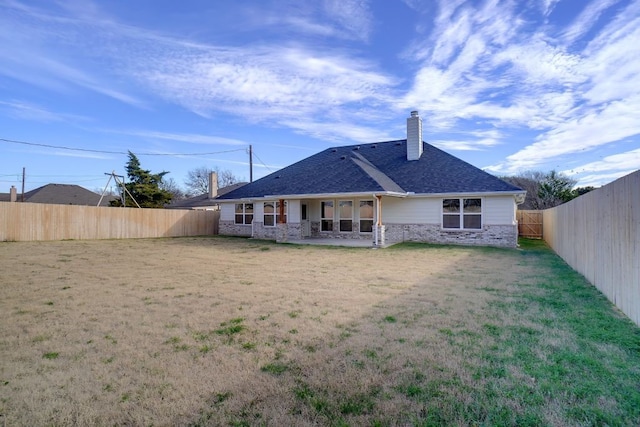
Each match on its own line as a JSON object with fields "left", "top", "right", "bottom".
{"left": 382, "top": 195, "right": 516, "bottom": 225}
{"left": 382, "top": 197, "right": 440, "bottom": 224}
{"left": 307, "top": 200, "right": 320, "bottom": 221}
{"left": 220, "top": 202, "right": 235, "bottom": 221}
{"left": 254, "top": 202, "right": 264, "bottom": 218}
{"left": 483, "top": 196, "right": 516, "bottom": 225}
{"left": 288, "top": 200, "right": 301, "bottom": 222}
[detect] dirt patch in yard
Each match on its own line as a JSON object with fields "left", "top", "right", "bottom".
{"left": 1, "top": 237, "right": 638, "bottom": 426}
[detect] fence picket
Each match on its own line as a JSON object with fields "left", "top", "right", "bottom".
{"left": 542, "top": 170, "right": 640, "bottom": 326}
{"left": 0, "top": 203, "right": 219, "bottom": 241}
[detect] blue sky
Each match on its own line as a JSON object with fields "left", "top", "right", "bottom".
{"left": 1, "top": 0, "right": 639, "bottom": 194}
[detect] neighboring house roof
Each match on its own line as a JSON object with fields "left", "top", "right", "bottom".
{"left": 219, "top": 140, "right": 522, "bottom": 200}
{"left": 166, "top": 182, "right": 248, "bottom": 209}
{"left": 0, "top": 184, "right": 116, "bottom": 206}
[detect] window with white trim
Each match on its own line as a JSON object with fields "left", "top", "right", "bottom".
{"left": 321, "top": 201, "right": 333, "bottom": 231}
{"left": 264, "top": 201, "right": 288, "bottom": 226}
{"left": 359, "top": 200, "right": 374, "bottom": 233}
{"left": 442, "top": 198, "right": 482, "bottom": 229}
{"left": 263, "top": 202, "right": 275, "bottom": 226}
{"left": 339, "top": 200, "right": 353, "bottom": 232}
{"left": 234, "top": 203, "right": 254, "bottom": 225}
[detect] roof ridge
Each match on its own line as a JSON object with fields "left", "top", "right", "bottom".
{"left": 350, "top": 151, "right": 405, "bottom": 193}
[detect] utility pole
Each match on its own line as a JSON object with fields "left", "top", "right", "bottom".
{"left": 249, "top": 144, "right": 253, "bottom": 183}
{"left": 21, "top": 167, "right": 25, "bottom": 202}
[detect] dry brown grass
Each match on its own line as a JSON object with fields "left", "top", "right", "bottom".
{"left": 0, "top": 237, "right": 636, "bottom": 426}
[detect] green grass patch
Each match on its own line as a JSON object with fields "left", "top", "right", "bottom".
{"left": 215, "top": 318, "right": 246, "bottom": 336}
{"left": 401, "top": 239, "right": 640, "bottom": 426}
{"left": 42, "top": 352, "right": 59, "bottom": 360}
{"left": 260, "top": 362, "right": 289, "bottom": 375}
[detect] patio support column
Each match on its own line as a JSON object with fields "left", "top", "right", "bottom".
{"left": 375, "top": 195, "right": 384, "bottom": 246}
{"left": 277, "top": 198, "right": 287, "bottom": 243}
{"left": 278, "top": 199, "right": 286, "bottom": 223}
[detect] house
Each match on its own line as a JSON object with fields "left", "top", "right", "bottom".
{"left": 217, "top": 112, "right": 526, "bottom": 248}
{"left": 0, "top": 184, "right": 116, "bottom": 206}
{"left": 165, "top": 173, "right": 247, "bottom": 210}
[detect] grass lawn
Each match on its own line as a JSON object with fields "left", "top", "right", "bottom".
{"left": 0, "top": 237, "right": 639, "bottom": 426}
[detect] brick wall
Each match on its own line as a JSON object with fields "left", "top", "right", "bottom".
{"left": 384, "top": 223, "right": 517, "bottom": 248}
{"left": 219, "top": 220, "right": 252, "bottom": 237}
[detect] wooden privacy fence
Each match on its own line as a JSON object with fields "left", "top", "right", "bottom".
{"left": 517, "top": 210, "right": 543, "bottom": 238}
{"left": 543, "top": 170, "right": 640, "bottom": 326}
{"left": 0, "top": 202, "right": 219, "bottom": 242}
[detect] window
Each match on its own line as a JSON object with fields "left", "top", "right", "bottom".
{"left": 234, "top": 203, "right": 254, "bottom": 225}
{"left": 264, "top": 201, "right": 287, "bottom": 226}
{"left": 339, "top": 200, "right": 353, "bottom": 232}
{"left": 263, "top": 202, "right": 275, "bottom": 226}
{"left": 442, "top": 198, "right": 481, "bottom": 229}
{"left": 321, "top": 201, "right": 333, "bottom": 231}
{"left": 359, "top": 200, "right": 374, "bottom": 233}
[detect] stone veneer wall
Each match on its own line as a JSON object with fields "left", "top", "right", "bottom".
{"left": 221, "top": 220, "right": 516, "bottom": 248}
{"left": 285, "top": 223, "right": 302, "bottom": 241}
{"left": 314, "top": 221, "right": 374, "bottom": 240}
{"left": 219, "top": 220, "right": 253, "bottom": 237}
{"left": 250, "top": 221, "right": 278, "bottom": 240}
{"left": 384, "top": 223, "right": 517, "bottom": 248}
{"left": 220, "top": 221, "right": 304, "bottom": 242}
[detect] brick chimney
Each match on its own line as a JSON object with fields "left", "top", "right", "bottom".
{"left": 406, "top": 110, "right": 423, "bottom": 161}
{"left": 209, "top": 172, "right": 218, "bottom": 199}
{"left": 9, "top": 185, "right": 17, "bottom": 202}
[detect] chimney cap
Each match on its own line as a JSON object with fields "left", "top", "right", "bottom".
{"left": 410, "top": 110, "right": 419, "bottom": 117}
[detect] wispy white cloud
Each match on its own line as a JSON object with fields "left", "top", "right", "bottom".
{"left": 279, "top": 117, "right": 395, "bottom": 143}
{"left": 401, "top": 0, "right": 640, "bottom": 187}
{"left": 133, "top": 45, "right": 395, "bottom": 133}
{"left": 115, "top": 130, "right": 247, "bottom": 146}
{"left": 571, "top": 169, "right": 638, "bottom": 187}
{"left": 563, "top": 147, "right": 640, "bottom": 176}
{"left": 541, "top": 0, "right": 562, "bottom": 16}
{"left": 431, "top": 129, "right": 504, "bottom": 151}
{"left": 0, "top": 100, "right": 91, "bottom": 123}
{"left": 0, "top": 0, "right": 393, "bottom": 143}
{"left": 0, "top": 3, "right": 146, "bottom": 108}
{"left": 323, "top": 0, "right": 373, "bottom": 42}
{"left": 487, "top": 94, "right": 640, "bottom": 174}
{"left": 562, "top": 0, "right": 620, "bottom": 45}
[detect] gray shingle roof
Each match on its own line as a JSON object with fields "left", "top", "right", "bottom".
{"left": 219, "top": 140, "right": 522, "bottom": 200}
{"left": 165, "top": 182, "right": 248, "bottom": 209}
{"left": 0, "top": 184, "right": 115, "bottom": 206}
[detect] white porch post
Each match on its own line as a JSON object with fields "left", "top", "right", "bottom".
{"left": 375, "top": 195, "right": 384, "bottom": 246}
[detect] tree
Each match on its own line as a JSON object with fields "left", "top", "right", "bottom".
{"left": 500, "top": 171, "right": 547, "bottom": 209}
{"left": 537, "top": 170, "right": 577, "bottom": 208}
{"left": 111, "top": 151, "right": 173, "bottom": 208}
{"left": 573, "top": 186, "right": 595, "bottom": 197}
{"left": 160, "top": 178, "right": 186, "bottom": 201}
{"left": 184, "top": 166, "right": 241, "bottom": 196}
{"left": 501, "top": 170, "right": 581, "bottom": 209}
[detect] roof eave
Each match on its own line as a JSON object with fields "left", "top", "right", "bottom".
{"left": 219, "top": 191, "right": 408, "bottom": 202}
{"left": 407, "top": 190, "right": 527, "bottom": 198}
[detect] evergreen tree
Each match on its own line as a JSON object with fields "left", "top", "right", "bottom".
{"left": 111, "top": 151, "right": 173, "bottom": 208}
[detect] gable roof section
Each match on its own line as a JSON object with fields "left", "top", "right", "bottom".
{"left": 0, "top": 184, "right": 114, "bottom": 206}
{"left": 219, "top": 140, "right": 522, "bottom": 200}
{"left": 166, "top": 182, "right": 248, "bottom": 209}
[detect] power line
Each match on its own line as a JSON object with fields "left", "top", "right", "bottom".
{"left": 1, "top": 137, "right": 246, "bottom": 157}
{"left": 252, "top": 150, "right": 275, "bottom": 173}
